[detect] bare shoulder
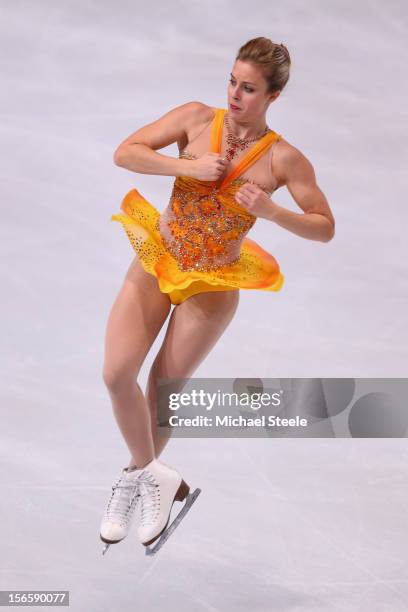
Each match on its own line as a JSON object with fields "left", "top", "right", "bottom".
{"left": 177, "top": 101, "right": 216, "bottom": 150}
{"left": 184, "top": 100, "right": 216, "bottom": 122}
{"left": 172, "top": 100, "right": 214, "bottom": 129}
{"left": 273, "top": 136, "right": 317, "bottom": 189}
{"left": 114, "top": 100, "right": 215, "bottom": 156}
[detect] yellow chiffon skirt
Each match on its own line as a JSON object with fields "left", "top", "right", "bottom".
{"left": 111, "top": 188, "right": 284, "bottom": 305}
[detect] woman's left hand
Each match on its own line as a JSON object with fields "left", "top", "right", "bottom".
{"left": 235, "top": 183, "right": 278, "bottom": 220}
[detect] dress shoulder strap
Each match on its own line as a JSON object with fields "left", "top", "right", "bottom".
{"left": 220, "top": 130, "right": 281, "bottom": 189}
{"left": 207, "top": 107, "right": 282, "bottom": 190}
{"left": 210, "top": 108, "right": 227, "bottom": 152}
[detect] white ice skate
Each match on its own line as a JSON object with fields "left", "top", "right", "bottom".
{"left": 134, "top": 458, "right": 201, "bottom": 556}
{"left": 100, "top": 465, "right": 141, "bottom": 555}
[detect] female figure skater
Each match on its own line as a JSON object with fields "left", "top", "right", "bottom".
{"left": 100, "top": 37, "right": 335, "bottom": 553}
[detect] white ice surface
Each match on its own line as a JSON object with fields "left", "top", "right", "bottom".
{"left": 1, "top": 1, "right": 408, "bottom": 610}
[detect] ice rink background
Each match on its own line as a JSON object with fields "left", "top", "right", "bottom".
{"left": 1, "top": 1, "right": 408, "bottom": 610}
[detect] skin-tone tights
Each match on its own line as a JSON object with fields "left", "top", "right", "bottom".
{"left": 102, "top": 257, "right": 239, "bottom": 469}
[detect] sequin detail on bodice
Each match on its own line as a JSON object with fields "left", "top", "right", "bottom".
{"left": 156, "top": 108, "right": 281, "bottom": 273}
{"left": 157, "top": 174, "right": 257, "bottom": 272}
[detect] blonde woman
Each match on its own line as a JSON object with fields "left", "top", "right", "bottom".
{"left": 100, "top": 36, "right": 335, "bottom": 554}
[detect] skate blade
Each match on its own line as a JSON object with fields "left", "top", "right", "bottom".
{"left": 101, "top": 534, "right": 124, "bottom": 556}
{"left": 145, "top": 488, "right": 201, "bottom": 556}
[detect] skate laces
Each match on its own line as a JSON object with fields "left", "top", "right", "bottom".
{"left": 104, "top": 474, "right": 140, "bottom": 526}
{"left": 136, "top": 471, "right": 160, "bottom": 526}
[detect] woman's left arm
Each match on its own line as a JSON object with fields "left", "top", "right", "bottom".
{"left": 270, "top": 144, "right": 335, "bottom": 242}
{"left": 236, "top": 144, "right": 335, "bottom": 242}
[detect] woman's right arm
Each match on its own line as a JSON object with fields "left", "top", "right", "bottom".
{"left": 113, "top": 101, "right": 206, "bottom": 177}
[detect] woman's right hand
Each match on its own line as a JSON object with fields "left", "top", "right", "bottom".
{"left": 187, "top": 152, "right": 229, "bottom": 181}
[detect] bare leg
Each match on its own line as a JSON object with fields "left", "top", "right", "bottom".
{"left": 102, "top": 256, "right": 171, "bottom": 468}
{"left": 144, "top": 289, "right": 240, "bottom": 456}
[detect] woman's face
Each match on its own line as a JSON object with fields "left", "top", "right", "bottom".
{"left": 227, "top": 59, "right": 279, "bottom": 119}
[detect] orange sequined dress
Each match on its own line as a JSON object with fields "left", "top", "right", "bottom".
{"left": 111, "top": 107, "right": 284, "bottom": 305}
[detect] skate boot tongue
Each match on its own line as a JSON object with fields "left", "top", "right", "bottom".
{"left": 124, "top": 465, "right": 143, "bottom": 474}
{"left": 126, "top": 458, "right": 161, "bottom": 476}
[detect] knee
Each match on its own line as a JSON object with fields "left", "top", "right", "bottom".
{"left": 102, "top": 365, "right": 138, "bottom": 394}
{"left": 145, "top": 361, "right": 166, "bottom": 410}
{"left": 146, "top": 362, "right": 161, "bottom": 399}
